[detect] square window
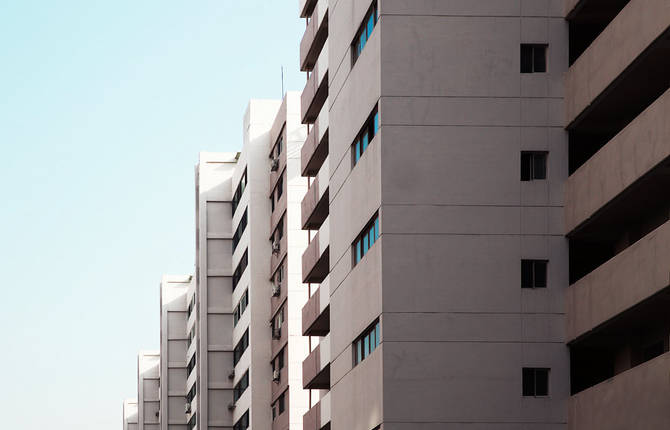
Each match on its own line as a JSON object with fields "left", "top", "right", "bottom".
{"left": 521, "top": 152, "right": 547, "bottom": 181}
{"left": 523, "top": 368, "right": 550, "bottom": 396}
{"left": 521, "top": 44, "right": 547, "bottom": 73}
{"left": 521, "top": 260, "right": 548, "bottom": 288}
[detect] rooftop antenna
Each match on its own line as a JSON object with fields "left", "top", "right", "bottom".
{"left": 281, "top": 66, "right": 285, "bottom": 98}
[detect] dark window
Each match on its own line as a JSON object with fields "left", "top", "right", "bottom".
{"left": 353, "top": 106, "right": 380, "bottom": 166}
{"left": 187, "top": 414, "right": 196, "bottom": 430}
{"left": 233, "top": 370, "right": 249, "bottom": 402}
{"left": 187, "top": 354, "right": 196, "bottom": 376}
{"left": 274, "top": 129, "right": 284, "bottom": 157}
{"left": 232, "top": 250, "right": 249, "bottom": 291}
{"left": 272, "top": 347, "right": 286, "bottom": 372}
{"left": 233, "top": 410, "right": 249, "bottom": 430}
{"left": 277, "top": 174, "right": 283, "bottom": 199}
{"left": 233, "top": 329, "right": 249, "bottom": 365}
{"left": 353, "top": 319, "right": 381, "bottom": 366}
{"left": 352, "top": 1, "right": 379, "bottom": 65}
{"left": 353, "top": 213, "right": 380, "bottom": 265}
{"left": 232, "top": 209, "right": 248, "bottom": 252}
{"left": 272, "top": 392, "right": 286, "bottom": 420}
{"left": 521, "top": 44, "right": 547, "bottom": 73}
{"left": 231, "top": 169, "right": 247, "bottom": 215}
{"left": 187, "top": 294, "right": 195, "bottom": 316}
{"left": 233, "top": 289, "right": 249, "bottom": 326}
{"left": 523, "top": 368, "right": 550, "bottom": 396}
{"left": 521, "top": 260, "right": 548, "bottom": 289}
{"left": 185, "top": 384, "right": 196, "bottom": 403}
{"left": 521, "top": 151, "right": 547, "bottom": 181}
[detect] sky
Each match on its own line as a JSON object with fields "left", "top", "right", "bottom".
{"left": 0, "top": 1, "right": 304, "bottom": 428}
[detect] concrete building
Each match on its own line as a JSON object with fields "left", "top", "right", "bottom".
{"left": 124, "top": 399, "right": 139, "bottom": 430}
{"left": 160, "top": 275, "right": 191, "bottom": 430}
{"left": 138, "top": 351, "right": 161, "bottom": 430}
{"left": 187, "top": 151, "right": 238, "bottom": 430}
{"left": 563, "top": 1, "right": 670, "bottom": 429}
{"left": 298, "top": 0, "right": 570, "bottom": 429}
{"left": 183, "top": 94, "right": 309, "bottom": 430}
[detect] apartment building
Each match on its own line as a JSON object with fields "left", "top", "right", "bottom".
{"left": 299, "top": 1, "right": 571, "bottom": 429}
{"left": 124, "top": 399, "right": 139, "bottom": 430}
{"left": 564, "top": 1, "right": 670, "bottom": 429}
{"left": 181, "top": 94, "right": 310, "bottom": 430}
{"left": 160, "top": 275, "right": 191, "bottom": 430}
{"left": 138, "top": 351, "right": 161, "bottom": 430}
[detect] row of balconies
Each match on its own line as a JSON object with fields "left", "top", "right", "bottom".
{"left": 565, "top": 4, "right": 670, "bottom": 428}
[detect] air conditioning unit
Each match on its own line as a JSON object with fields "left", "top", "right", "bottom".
{"left": 185, "top": 402, "right": 192, "bottom": 414}
{"left": 273, "top": 369, "right": 280, "bottom": 382}
{"left": 272, "top": 284, "right": 281, "bottom": 297}
{"left": 272, "top": 327, "right": 281, "bottom": 339}
{"left": 272, "top": 241, "right": 280, "bottom": 254}
{"left": 271, "top": 158, "right": 280, "bottom": 171}
{"left": 228, "top": 369, "right": 235, "bottom": 380}
{"left": 227, "top": 402, "right": 236, "bottom": 411}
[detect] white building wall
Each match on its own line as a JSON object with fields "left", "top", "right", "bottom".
{"left": 160, "top": 275, "right": 191, "bottom": 430}
{"left": 124, "top": 398, "right": 139, "bottom": 430}
{"left": 138, "top": 351, "right": 160, "bottom": 430}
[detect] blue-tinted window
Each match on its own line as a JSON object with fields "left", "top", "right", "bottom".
{"left": 353, "top": 320, "right": 381, "bottom": 366}
{"left": 352, "top": 1, "right": 378, "bottom": 65}
{"left": 353, "top": 213, "right": 380, "bottom": 266}
{"left": 352, "top": 105, "right": 379, "bottom": 167}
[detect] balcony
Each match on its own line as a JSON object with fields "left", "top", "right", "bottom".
{"left": 566, "top": 88, "right": 670, "bottom": 234}
{"left": 299, "top": 0, "right": 317, "bottom": 18}
{"left": 303, "top": 392, "right": 331, "bottom": 430}
{"left": 569, "top": 352, "right": 670, "bottom": 430}
{"left": 302, "top": 278, "right": 330, "bottom": 336}
{"left": 566, "top": 0, "right": 670, "bottom": 172}
{"left": 303, "top": 337, "right": 330, "bottom": 390}
{"left": 301, "top": 44, "right": 328, "bottom": 124}
{"left": 300, "top": 0, "right": 328, "bottom": 71}
{"left": 566, "top": 0, "right": 632, "bottom": 64}
{"left": 568, "top": 219, "right": 670, "bottom": 343}
{"left": 302, "top": 218, "right": 329, "bottom": 284}
{"left": 301, "top": 108, "right": 329, "bottom": 177}
{"left": 301, "top": 163, "right": 329, "bottom": 230}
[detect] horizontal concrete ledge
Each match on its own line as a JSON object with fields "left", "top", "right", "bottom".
{"left": 569, "top": 352, "right": 670, "bottom": 430}
{"left": 565, "top": 87, "right": 670, "bottom": 234}
{"left": 567, "top": 219, "right": 670, "bottom": 342}
{"left": 565, "top": 0, "right": 670, "bottom": 126}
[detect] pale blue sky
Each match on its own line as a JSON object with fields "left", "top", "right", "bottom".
{"left": 0, "top": 1, "right": 303, "bottom": 428}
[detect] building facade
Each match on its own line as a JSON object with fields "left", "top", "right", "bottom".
{"left": 160, "top": 275, "right": 191, "bottom": 430}
{"left": 564, "top": 0, "right": 670, "bottom": 429}
{"left": 298, "top": 0, "right": 571, "bottom": 429}
{"left": 124, "top": 399, "right": 139, "bottom": 430}
{"left": 138, "top": 351, "right": 161, "bottom": 430}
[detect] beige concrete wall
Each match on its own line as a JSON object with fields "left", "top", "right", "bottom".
{"left": 124, "top": 399, "right": 139, "bottom": 430}
{"left": 565, "top": 88, "right": 670, "bottom": 233}
{"left": 568, "top": 352, "right": 670, "bottom": 430}
{"left": 324, "top": 0, "right": 570, "bottom": 428}
{"left": 565, "top": 0, "right": 670, "bottom": 125}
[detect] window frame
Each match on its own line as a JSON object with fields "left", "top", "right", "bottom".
{"left": 232, "top": 249, "right": 249, "bottom": 291}
{"left": 233, "top": 329, "right": 250, "bottom": 365}
{"left": 521, "top": 151, "right": 548, "bottom": 181}
{"left": 231, "top": 169, "right": 247, "bottom": 215}
{"left": 522, "top": 367, "right": 550, "bottom": 397}
{"left": 351, "top": 1, "right": 379, "bottom": 65}
{"left": 232, "top": 209, "right": 248, "bottom": 252}
{"left": 352, "top": 105, "right": 380, "bottom": 167}
{"left": 521, "top": 260, "right": 548, "bottom": 289}
{"left": 353, "top": 213, "right": 380, "bottom": 266}
{"left": 233, "top": 370, "right": 249, "bottom": 402}
{"left": 352, "top": 319, "right": 381, "bottom": 366}
{"left": 521, "top": 44, "right": 548, "bottom": 73}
